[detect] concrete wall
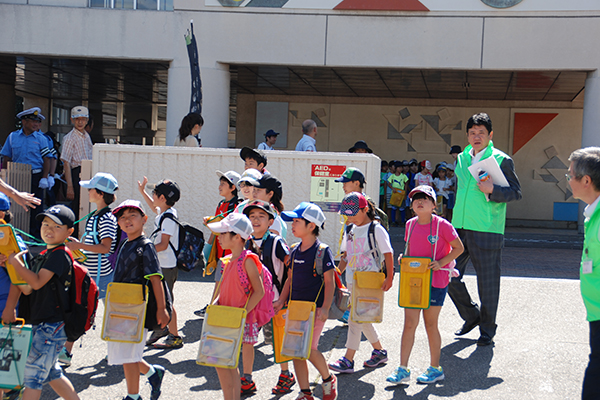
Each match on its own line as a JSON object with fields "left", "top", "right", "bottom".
{"left": 92, "top": 144, "right": 380, "bottom": 255}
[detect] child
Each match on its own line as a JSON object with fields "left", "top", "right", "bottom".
{"left": 240, "top": 146, "right": 269, "bottom": 175}
{"left": 252, "top": 175, "right": 287, "bottom": 238}
{"left": 206, "top": 213, "right": 265, "bottom": 400}
{"left": 445, "top": 164, "right": 457, "bottom": 222}
{"left": 110, "top": 200, "right": 168, "bottom": 400}
{"left": 329, "top": 192, "right": 394, "bottom": 374}
{"left": 275, "top": 203, "right": 338, "bottom": 400}
{"left": 387, "top": 163, "right": 408, "bottom": 226}
{"left": 242, "top": 200, "right": 294, "bottom": 395}
{"left": 197, "top": 171, "right": 242, "bottom": 318}
{"left": 433, "top": 166, "right": 452, "bottom": 220}
{"left": 415, "top": 161, "right": 434, "bottom": 187}
{"left": 386, "top": 186, "right": 463, "bottom": 385}
{"left": 62, "top": 172, "right": 119, "bottom": 366}
{"left": 4, "top": 205, "right": 80, "bottom": 400}
{"left": 380, "top": 161, "right": 390, "bottom": 211}
{"left": 138, "top": 178, "right": 183, "bottom": 349}
{"left": 405, "top": 159, "right": 419, "bottom": 219}
{"left": 234, "top": 168, "right": 262, "bottom": 212}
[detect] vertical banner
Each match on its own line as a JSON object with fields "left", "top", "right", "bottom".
{"left": 185, "top": 21, "right": 202, "bottom": 114}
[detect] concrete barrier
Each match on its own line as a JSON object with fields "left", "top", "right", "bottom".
{"left": 93, "top": 144, "right": 380, "bottom": 255}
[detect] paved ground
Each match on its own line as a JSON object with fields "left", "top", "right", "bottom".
{"left": 37, "top": 239, "right": 589, "bottom": 400}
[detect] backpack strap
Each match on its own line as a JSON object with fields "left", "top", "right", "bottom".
{"left": 82, "top": 207, "right": 111, "bottom": 285}
{"left": 151, "top": 211, "right": 180, "bottom": 257}
{"left": 236, "top": 250, "right": 262, "bottom": 296}
{"left": 367, "top": 221, "right": 385, "bottom": 273}
{"left": 260, "top": 233, "right": 284, "bottom": 294}
{"left": 314, "top": 243, "right": 329, "bottom": 277}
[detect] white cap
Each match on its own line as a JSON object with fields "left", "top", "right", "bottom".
{"left": 239, "top": 168, "right": 262, "bottom": 186}
{"left": 207, "top": 213, "right": 254, "bottom": 240}
{"left": 17, "top": 107, "right": 45, "bottom": 121}
{"left": 281, "top": 202, "right": 326, "bottom": 227}
{"left": 216, "top": 170, "right": 241, "bottom": 188}
{"left": 71, "top": 106, "right": 89, "bottom": 119}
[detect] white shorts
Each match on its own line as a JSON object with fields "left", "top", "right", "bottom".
{"left": 107, "top": 329, "right": 148, "bottom": 365}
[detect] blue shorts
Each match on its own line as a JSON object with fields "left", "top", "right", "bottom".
{"left": 429, "top": 286, "right": 448, "bottom": 307}
{"left": 24, "top": 322, "right": 67, "bottom": 390}
{"left": 447, "top": 192, "right": 456, "bottom": 210}
{"left": 95, "top": 269, "right": 115, "bottom": 300}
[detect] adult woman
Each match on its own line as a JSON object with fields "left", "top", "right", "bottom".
{"left": 174, "top": 112, "right": 203, "bottom": 147}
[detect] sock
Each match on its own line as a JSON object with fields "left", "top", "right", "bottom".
{"left": 281, "top": 370, "right": 292, "bottom": 377}
{"left": 127, "top": 394, "right": 140, "bottom": 400}
{"left": 401, "top": 365, "right": 409, "bottom": 370}
{"left": 144, "top": 365, "right": 156, "bottom": 378}
{"left": 301, "top": 389, "right": 312, "bottom": 395}
{"left": 323, "top": 375, "right": 332, "bottom": 382}
{"left": 243, "top": 373, "right": 253, "bottom": 382}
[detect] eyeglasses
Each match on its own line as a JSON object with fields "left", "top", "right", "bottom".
{"left": 565, "top": 173, "right": 578, "bottom": 182}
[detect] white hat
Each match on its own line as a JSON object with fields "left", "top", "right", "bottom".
{"left": 71, "top": 106, "right": 89, "bottom": 119}
{"left": 17, "top": 107, "right": 45, "bottom": 121}
{"left": 239, "top": 168, "right": 262, "bottom": 186}
{"left": 207, "top": 213, "right": 254, "bottom": 240}
{"left": 281, "top": 202, "right": 326, "bottom": 227}
{"left": 216, "top": 170, "right": 241, "bottom": 188}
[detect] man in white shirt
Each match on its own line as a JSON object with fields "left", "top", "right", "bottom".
{"left": 295, "top": 119, "right": 317, "bottom": 152}
{"left": 258, "top": 129, "right": 279, "bottom": 150}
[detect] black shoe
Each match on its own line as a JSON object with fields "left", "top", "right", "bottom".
{"left": 454, "top": 318, "right": 480, "bottom": 336}
{"left": 194, "top": 305, "right": 208, "bottom": 317}
{"left": 476, "top": 334, "right": 494, "bottom": 346}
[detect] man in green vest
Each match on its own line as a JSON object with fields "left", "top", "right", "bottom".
{"left": 567, "top": 147, "right": 600, "bottom": 399}
{"left": 448, "top": 113, "right": 522, "bottom": 346}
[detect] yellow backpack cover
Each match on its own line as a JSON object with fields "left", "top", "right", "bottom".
{"left": 102, "top": 282, "right": 148, "bottom": 343}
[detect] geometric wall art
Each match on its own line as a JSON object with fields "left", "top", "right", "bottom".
{"left": 533, "top": 145, "right": 572, "bottom": 200}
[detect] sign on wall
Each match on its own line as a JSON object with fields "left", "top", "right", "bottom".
{"left": 310, "top": 164, "right": 346, "bottom": 212}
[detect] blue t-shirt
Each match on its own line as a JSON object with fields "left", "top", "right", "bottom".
{"left": 289, "top": 239, "right": 334, "bottom": 307}
{"left": 0, "top": 129, "right": 54, "bottom": 170}
{"left": 114, "top": 235, "right": 162, "bottom": 284}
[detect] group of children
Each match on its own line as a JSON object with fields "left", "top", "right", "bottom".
{"left": 0, "top": 144, "right": 466, "bottom": 400}
{"left": 380, "top": 154, "right": 459, "bottom": 224}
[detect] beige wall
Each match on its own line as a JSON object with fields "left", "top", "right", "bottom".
{"left": 239, "top": 97, "right": 583, "bottom": 221}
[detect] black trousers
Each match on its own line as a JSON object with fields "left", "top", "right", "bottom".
{"left": 583, "top": 320, "right": 600, "bottom": 399}
{"left": 29, "top": 172, "right": 44, "bottom": 239}
{"left": 69, "top": 166, "right": 81, "bottom": 237}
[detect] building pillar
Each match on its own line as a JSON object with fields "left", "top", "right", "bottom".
{"left": 0, "top": 56, "right": 16, "bottom": 142}
{"left": 582, "top": 69, "right": 600, "bottom": 148}
{"left": 166, "top": 60, "right": 230, "bottom": 148}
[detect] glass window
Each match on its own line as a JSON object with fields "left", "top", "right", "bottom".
{"left": 89, "top": 0, "right": 108, "bottom": 7}
{"left": 137, "top": 0, "right": 157, "bottom": 10}
{"left": 113, "top": 0, "right": 134, "bottom": 9}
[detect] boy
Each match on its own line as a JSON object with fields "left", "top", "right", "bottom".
{"left": 380, "top": 161, "right": 390, "bottom": 211}
{"left": 240, "top": 147, "right": 269, "bottom": 174}
{"left": 4, "top": 205, "right": 80, "bottom": 400}
{"left": 110, "top": 200, "right": 168, "bottom": 400}
{"left": 387, "top": 163, "right": 408, "bottom": 226}
{"left": 276, "top": 203, "right": 338, "bottom": 400}
{"left": 138, "top": 178, "right": 183, "bottom": 349}
{"left": 242, "top": 200, "right": 294, "bottom": 395}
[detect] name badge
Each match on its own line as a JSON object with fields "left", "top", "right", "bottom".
{"left": 582, "top": 259, "right": 593, "bottom": 274}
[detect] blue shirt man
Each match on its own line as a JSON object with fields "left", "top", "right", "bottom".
{"left": 295, "top": 120, "right": 317, "bottom": 152}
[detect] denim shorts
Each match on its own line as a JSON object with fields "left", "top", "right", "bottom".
{"left": 24, "top": 322, "right": 67, "bottom": 391}
{"left": 430, "top": 286, "right": 448, "bottom": 307}
{"left": 95, "top": 269, "right": 115, "bottom": 300}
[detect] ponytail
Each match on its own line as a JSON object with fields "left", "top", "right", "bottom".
{"left": 245, "top": 237, "right": 261, "bottom": 256}
{"left": 365, "top": 205, "right": 377, "bottom": 221}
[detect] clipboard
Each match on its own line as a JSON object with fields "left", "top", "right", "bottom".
{"left": 467, "top": 157, "right": 509, "bottom": 187}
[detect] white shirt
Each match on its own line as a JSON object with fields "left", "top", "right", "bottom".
{"left": 295, "top": 134, "right": 316, "bottom": 152}
{"left": 153, "top": 208, "right": 179, "bottom": 269}
{"left": 258, "top": 142, "right": 273, "bottom": 151}
{"left": 584, "top": 195, "right": 600, "bottom": 241}
{"left": 470, "top": 147, "right": 486, "bottom": 165}
{"left": 433, "top": 177, "right": 452, "bottom": 199}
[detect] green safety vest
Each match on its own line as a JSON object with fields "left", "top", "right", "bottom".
{"left": 452, "top": 141, "right": 510, "bottom": 235}
{"left": 581, "top": 199, "right": 600, "bottom": 322}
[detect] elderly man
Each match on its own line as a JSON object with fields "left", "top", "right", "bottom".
{"left": 567, "top": 147, "right": 600, "bottom": 399}
{"left": 295, "top": 119, "right": 317, "bottom": 152}
{"left": 1, "top": 107, "right": 55, "bottom": 236}
{"left": 61, "top": 106, "right": 93, "bottom": 236}
{"left": 448, "top": 112, "right": 522, "bottom": 346}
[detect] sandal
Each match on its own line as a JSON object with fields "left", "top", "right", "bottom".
{"left": 272, "top": 372, "right": 296, "bottom": 394}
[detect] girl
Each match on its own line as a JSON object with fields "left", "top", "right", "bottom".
{"left": 433, "top": 166, "right": 452, "bottom": 220}
{"left": 234, "top": 168, "right": 262, "bottom": 214}
{"left": 64, "top": 172, "right": 119, "bottom": 366}
{"left": 414, "top": 160, "right": 434, "bottom": 187}
{"left": 252, "top": 175, "right": 287, "bottom": 239}
{"left": 174, "top": 112, "right": 203, "bottom": 147}
{"left": 386, "top": 185, "right": 464, "bottom": 385}
{"left": 329, "top": 192, "right": 394, "bottom": 374}
{"left": 207, "top": 213, "right": 265, "bottom": 400}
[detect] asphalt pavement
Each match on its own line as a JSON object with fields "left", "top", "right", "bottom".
{"left": 39, "top": 230, "right": 587, "bottom": 400}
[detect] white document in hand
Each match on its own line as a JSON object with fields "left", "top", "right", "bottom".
{"left": 468, "top": 157, "right": 509, "bottom": 187}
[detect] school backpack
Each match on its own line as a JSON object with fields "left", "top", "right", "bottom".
{"left": 366, "top": 196, "right": 389, "bottom": 232}
{"left": 258, "top": 233, "right": 288, "bottom": 295}
{"left": 48, "top": 246, "right": 99, "bottom": 342}
{"left": 236, "top": 250, "right": 275, "bottom": 327}
{"left": 344, "top": 220, "right": 387, "bottom": 277}
{"left": 289, "top": 242, "right": 350, "bottom": 320}
{"left": 152, "top": 212, "right": 205, "bottom": 272}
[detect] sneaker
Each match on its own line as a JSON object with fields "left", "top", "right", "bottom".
{"left": 337, "top": 310, "right": 349, "bottom": 324}
{"left": 322, "top": 375, "right": 337, "bottom": 400}
{"left": 328, "top": 357, "right": 354, "bottom": 373}
{"left": 416, "top": 366, "right": 444, "bottom": 384}
{"left": 272, "top": 372, "right": 296, "bottom": 394}
{"left": 146, "top": 327, "right": 169, "bottom": 346}
{"left": 58, "top": 347, "right": 72, "bottom": 367}
{"left": 152, "top": 334, "right": 184, "bottom": 349}
{"left": 364, "top": 349, "right": 388, "bottom": 368}
{"left": 4, "top": 388, "right": 24, "bottom": 400}
{"left": 295, "top": 392, "right": 315, "bottom": 400}
{"left": 194, "top": 305, "right": 208, "bottom": 317}
{"left": 240, "top": 377, "right": 257, "bottom": 395}
{"left": 148, "top": 365, "right": 165, "bottom": 400}
{"left": 386, "top": 366, "right": 410, "bottom": 384}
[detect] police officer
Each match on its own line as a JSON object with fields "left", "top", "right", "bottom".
{"left": 1, "top": 107, "right": 55, "bottom": 237}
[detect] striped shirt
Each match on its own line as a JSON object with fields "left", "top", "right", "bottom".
{"left": 60, "top": 128, "right": 93, "bottom": 168}
{"left": 82, "top": 210, "right": 118, "bottom": 278}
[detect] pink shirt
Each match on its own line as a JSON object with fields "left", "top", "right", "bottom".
{"left": 404, "top": 215, "right": 458, "bottom": 288}
{"left": 414, "top": 172, "right": 433, "bottom": 187}
{"left": 217, "top": 251, "right": 263, "bottom": 323}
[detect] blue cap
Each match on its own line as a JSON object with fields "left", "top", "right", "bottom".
{"left": 0, "top": 193, "right": 10, "bottom": 211}
{"left": 281, "top": 202, "right": 326, "bottom": 226}
{"left": 80, "top": 172, "right": 119, "bottom": 194}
